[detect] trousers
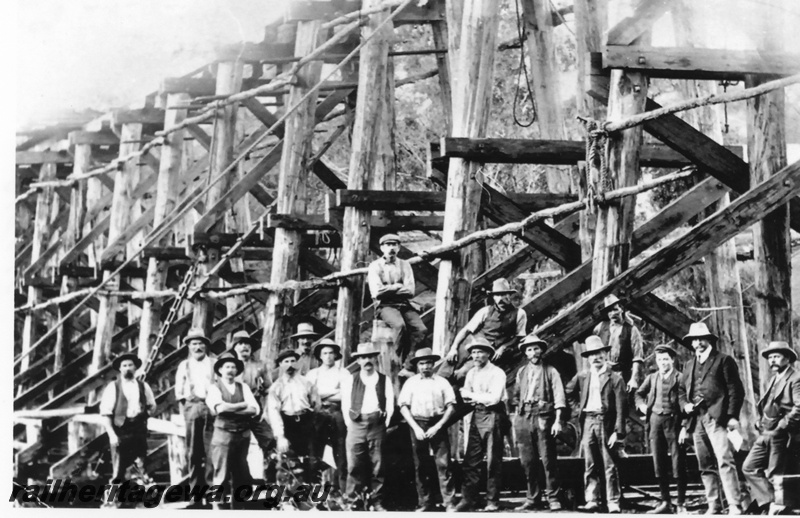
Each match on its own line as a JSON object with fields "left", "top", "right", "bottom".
{"left": 649, "top": 413, "right": 686, "bottom": 504}
{"left": 210, "top": 428, "right": 252, "bottom": 493}
{"left": 582, "top": 413, "right": 621, "bottom": 506}
{"left": 377, "top": 304, "right": 427, "bottom": 366}
{"left": 316, "top": 403, "right": 348, "bottom": 493}
{"left": 346, "top": 412, "right": 386, "bottom": 503}
{"left": 462, "top": 408, "right": 503, "bottom": 505}
{"left": 515, "top": 410, "right": 560, "bottom": 505}
{"left": 282, "top": 412, "right": 318, "bottom": 483}
{"left": 183, "top": 400, "right": 215, "bottom": 491}
{"left": 409, "top": 416, "right": 455, "bottom": 507}
{"left": 693, "top": 412, "right": 741, "bottom": 510}
{"left": 110, "top": 415, "right": 149, "bottom": 484}
{"left": 742, "top": 428, "right": 791, "bottom": 506}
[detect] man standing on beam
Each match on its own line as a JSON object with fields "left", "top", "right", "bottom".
{"left": 679, "top": 322, "right": 745, "bottom": 515}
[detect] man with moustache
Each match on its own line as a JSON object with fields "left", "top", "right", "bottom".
{"left": 175, "top": 328, "right": 216, "bottom": 494}
{"left": 636, "top": 344, "right": 687, "bottom": 514}
{"left": 566, "top": 335, "right": 627, "bottom": 514}
{"left": 457, "top": 337, "right": 508, "bottom": 512}
{"left": 307, "top": 338, "right": 349, "bottom": 496}
{"left": 742, "top": 342, "right": 800, "bottom": 516}
{"left": 291, "top": 322, "right": 320, "bottom": 376}
{"left": 341, "top": 342, "right": 395, "bottom": 511}
{"left": 445, "top": 278, "right": 527, "bottom": 378}
{"left": 206, "top": 354, "right": 259, "bottom": 508}
{"left": 679, "top": 322, "right": 745, "bottom": 515}
{"left": 100, "top": 353, "right": 157, "bottom": 496}
{"left": 512, "top": 334, "right": 566, "bottom": 511}
{"left": 266, "top": 349, "right": 321, "bottom": 483}
{"left": 367, "top": 234, "right": 427, "bottom": 373}
{"left": 593, "top": 295, "right": 644, "bottom": 392}
{"left": 398, "top": 348, "right": 457, "bottom": 512}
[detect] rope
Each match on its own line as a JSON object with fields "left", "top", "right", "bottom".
{"left": 512, "top": 0, "right": 536, "bottom": 127}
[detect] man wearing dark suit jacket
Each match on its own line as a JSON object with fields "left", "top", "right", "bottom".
{"left": 742, "top": 342, "right": 800, "bottom": 515}
{"left": 679, "top": 323, "right": 745, "bottom": 515}
{"left": 636, "top": 344, "right": 686, "bottom": 514}
{"left": 566, "top": 335, "right": 627, "bottom": 514}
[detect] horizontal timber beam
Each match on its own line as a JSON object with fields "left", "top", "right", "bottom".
{"left": 16, "top": 151, "right": 73, "bottom": 165}
{"left": 285, "top": 0, "right": 445, "bottom": 25}
{"left": 333, "top": 189, "right": 578, "bottom": 213}
{"left": 267, "top": 212, "right": 445, "bottom": 231}
{"left": 68, "top": 130, "right": 119, "bottom": 146}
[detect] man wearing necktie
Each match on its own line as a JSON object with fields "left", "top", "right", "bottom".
{"left": 742, "top": 341, "right": 800, "bottom": 516}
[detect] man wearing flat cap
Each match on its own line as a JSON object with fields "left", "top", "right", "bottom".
{"left": 307, "top": 338, "right": 349, "bottom": 495}
{"left": 267, "top": 348, "right": 321, "bottom": 483}
{"left": 512, "top": 334, "right": 566, "bottom": 511}
{"left": 635, "top": 344, "right": 686, "bottom": 514}
{"left": 593, "top": 295, "right": 644, "bottom": 392}
{"left": 679, "top": 322, "right": 745, "bottom": 514}
{"left": 291, "top": 322, "right": 321, "bottom": 375}
{"left": 175, "top": 328, "right": 216, "bottom": 492}
{"left": 341, "top": 342, "right": 395, "bottom": 511}
{"left": 100, "top": 353, "right": 157, "bottom": 497}
{"left": 566, "top": 335, "right": 627, "bottom": 513}
{"left": 367, "top": 233, "right": 427, "bottom": 372}
{"left": 398, "top": 348, "right": 458, "bottom": 512}
{"left": 206, "top": 353, "right": 259, "bottom": 508}
{"left": 457, "top": 337, "right": 508, "bottom": 512}
{"left": 742, "top": 341, "right": 800, "bottom": 515}
{"left": 445, "top": 278, "right": 528, "bottom": 378}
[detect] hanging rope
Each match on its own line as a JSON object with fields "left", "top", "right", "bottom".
{"left": 512, "top": 0, "right": 537, "bottom": 127}
{"left": 578, "top": 116, "right": 610, "bottom": 211}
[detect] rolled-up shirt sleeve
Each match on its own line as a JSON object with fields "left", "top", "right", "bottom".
{"left": 464, "top": 307, "right": 488, "bottom": 334}
{"left": 549, "top": 366, "right": 567, "bottom": 410}
{"left": 631, "top": 326, "right": 644, "bottom": 363}
{"left": 516, "top": 309, "right": 527, "bottom": 337}
{"left": 175, "top": 361, "right": 188, "bottom": 402}
{"left": 267, "top": 384, "right": 285, "bottom": 438}
{"left": 99, "top": 383, "right": 116, "bottom": 416}
{"left": 241, "top": 383, "right": 259, "bottom": 415}
{"left": 205, "top": 385, "right": 222, "bottom": 416}
{"left": 144, "top": 383, "right": 157, "bottom": 413}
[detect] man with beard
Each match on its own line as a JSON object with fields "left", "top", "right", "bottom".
{"left": 742, "top": 341, "right": 800, "bottom": 515}
{"left": 635, "top": 344, "right": 686, "bottom": 514}
{"left": 341, "top": 342, "right": 395, "bottom": 511}
{"left": 307, "top": 338, "right": 349, "bottom": 496}
{"left": 100, "top": 353, "right": 157, "bottom": 501}
{"left": 291, "top": 322, "right": 320, "bottom": 376}
{"left": 398, "top": 348, "right": 457, "bottom": 512}
{"left": 457, "top": 337, "right": 508, "bottom": 512}
{"left": 444, "top": 278, "right": 527, "bottom": 379}
{"left": 679, "top": 322, "right": 745, "bottom": 515}
{"left": 266, "top": 349, "right": 321, "bottom": 483}
{"left": 367, "top": 233, "right": 427, "bottom": 374}
{"left": 206, "top": 354, "right": 259, "bottom": 509}
{"left": 566, "top": 335, "right": 627, "bottom": 514}
{"left": 175, "top": 328, "right": 216, "bottom": 495}
{"left": 593, "top": 295, "right": 644, "bottom": 392}
{"left": 512, "top": 334, "right": 566, "bottom": 511}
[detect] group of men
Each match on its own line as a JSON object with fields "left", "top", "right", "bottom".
{"left": 97, "top": 231, "right": 799, "bottom": 514}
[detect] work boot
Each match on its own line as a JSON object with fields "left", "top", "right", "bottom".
{"left": 549, "top": 500, "right": 563, "bottom": 511}
{"left": 767, "top": 503, "right": 786, "bottom": 515}
{"left": 483, "top": 502, "right": 500, "bottom": 512}
{"left": 578, "top": 501, "right": 603, "bottom": 513}
{"left": 453, "top": 501, "right": 474, "bottom": 513}
{"left": 676, "top": 504, "right": 688, "bottom": 514}
{"left": 516, "top": 501, "right": 541, "bottom": 511}
{"left": 608, "top": 502, "right": 622, "bottom": 514}
{"left": 648, "top": 501, "right": 674, "bottom": 514}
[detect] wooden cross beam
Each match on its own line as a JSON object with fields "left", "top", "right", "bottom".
{"left": 333, "top": 189, "right": 578, "bottom": 213}
{"left": 16, "top": 151, "right": 73, "bottom": 165}
{"left": 539, "top": 159, "right": 800, "bottom": 355}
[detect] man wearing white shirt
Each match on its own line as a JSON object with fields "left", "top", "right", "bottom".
{"left": 341, "top": 342, "right": 395, "bottom": 511}
{"left": 100, "top": 353, "right": 157, "bottom": 497}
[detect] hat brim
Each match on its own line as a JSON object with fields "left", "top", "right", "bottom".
{"left": 488, "top": 289, "right": 517, "bottom": 295}
{"left": 113, "top": 354, "right": 142, "bottom": 370}
{"left": 352, "top": 351, "right": 381, "bottom": 359}
{"left": 410, "top": 354, "right": 441, "bottom": 364}
{"left": 682, "top": 333, "right": 718, "bottom": 344}
{"left": 467, "top": 344, "right": 496, "bottom": 356}
{"left": 214, "top": 357, "right": 244, "bottom": 376}
{"left": 314, "top": 343, "right": 342, "bottom": 359}
{"left": 581, "top": 345, "right": 612, "bottom": 357}
{"left": 183, "top": 335, "right": 211, "bottom": 347}
{"left": 291, "top": 332, "right": 320, "bottom": 340}
{"left": 519, "top": 340, "right": 547, "bottom": 351}
{"left": 761, "top": 347, "right": 797, "bottom": 362}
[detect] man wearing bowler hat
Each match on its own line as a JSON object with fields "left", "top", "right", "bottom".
{"left": 307, "top": 338, "right": 349, "bottom": 495}
{"left": 291, "top": 322, "right": 321, "bottom": 376}
{"left": 100, "top": 353, "right": 157, "bottom": 494}
{"left": 398, "top": 347, "right": 458, "bottom": 512}
{"left": 457, "top": 337, "right": 508, "bottom": 512}
{"left": 742, "top": 341, "right": 800, "bottom": 515}
{"left": 341, "top": 342, "right": 395, "bottom": 511}
{"left": 636, "top": 344, "right": 687, "bottom": 514}
{"left": 593, "top": 295, "right": 644, "bottom": 391}
{"left": 566, "top": 335, "right": 627, "bottom": 513}
{"left": 367, "top": 233, "right": 428, "bottom": 371}
{"left": 512, "top": 334, "right": 566, "bottom": 511}
{"left": 679, "top": 322, "right": 745, "bottom": 514}
{"left": 206, "top": 353, "right": 259, "bottom": 507}
{"left": 445, "top": 278, "right": 528, "bottom": 378}
{"left": 175, "top": 328, "right": 217, "bottom": 493}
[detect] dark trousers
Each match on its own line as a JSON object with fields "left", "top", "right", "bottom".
{"left": 316, "top": 403, "right": 348, "bottom": 493}
{"left": 410, "top": 416, "right": 455, "bottom": 507}
{"left": 377, "top": 304, "right": 427, "bottom": 360}
{"left": 515, "top": 410, "right": 560, "bottom": 505}
{"left": 649, "top": 413, "right": 686, "bottom": 504}
{"left": 462, "top": 409, "right": 503, "bottom": 505}
{"left": 582, "top": 413, "right": 621, "bottom": 506}
{"left": 210, "top": 428, "right": 252, "bottom": 493}
{"left": 110, "top": 416, "right": 149, "bottom": 484}
{"left": 742, "top": 428, "right": 791, "bottom": 506}
{"left": 346, "top": 412, "right": 386, "bottom": 503}
{"left": 183, "top": 400, "right": 214, "bottom": 490}
{"left": 282, "top": 412, "right": 319, "bottom": 483}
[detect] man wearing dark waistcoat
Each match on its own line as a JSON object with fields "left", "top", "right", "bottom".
{"left": 205, "top": 353, "right": 259, "bottom": 508}
{"left": 512, "top": 334, "right": 566, "bottom": 511}
{"left": 100, "top": 353, "right": 157, "bottom": 493}
{"left": 742, "top": 341, "right": 800, "bottom": 516}
{"left": 593, "top": 295, "right": 644, "bottom": 391}
{"left": 444, "top": 278, "right": 527, "bottom": 379}
{"left": 341, "top": 342, "right": 395, "bottom": 511}
{"left": 636, "top": 344, "right": 687, "bottom": 514}
{"left": 566, "top": 335, "right": 627, "bottom": 513}
{"left": 679, "top": 322, "right": 744, "bottom": 515}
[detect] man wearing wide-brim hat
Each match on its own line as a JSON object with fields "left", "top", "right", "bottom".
{"left": 565, "top": 335, "right": 627, "bottom": 513}
{"left": 99, "top": 353, "right": 157, "bottom": 499}
{"left": 444, "top": 278, "right": 527, "bottom": 379}
{"left": 205, "top": 353, "right": 259, "bottom": 508}
{"left": 512, "top": 335, "right": 567, "bottom": 511}
{"left": 678, "top": 322, "right": 745, "bottom": 514}
{"left": 291, "top": 322, "right": 321, "bottom": 375}
{"left": 742, "top": 341, "right": 800, "bottom": 515}
{"left": 398, "top": 348, "right": 457, "bottom": 511}
{"left": 174, "top": 327, "right": 217, "bottom": 495}
{"left": 593, "top": 295, "right": 644, "bottom": 392}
